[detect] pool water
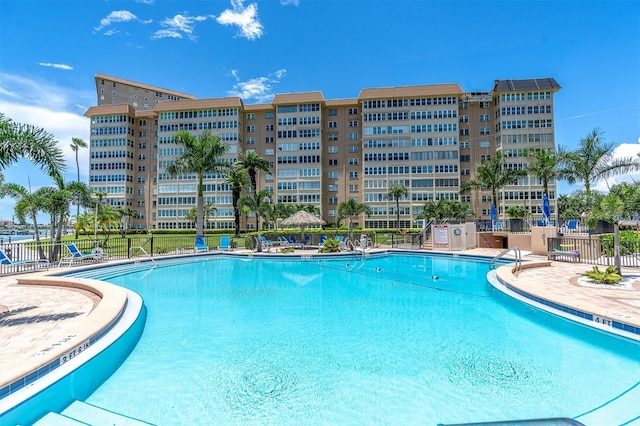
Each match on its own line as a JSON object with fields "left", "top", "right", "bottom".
{"left": 71, "top": 254, "right": 639, "bottom": 424}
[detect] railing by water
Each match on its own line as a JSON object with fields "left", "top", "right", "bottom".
{"left": 490, "top": 247, "right": 522, "bottom": 271}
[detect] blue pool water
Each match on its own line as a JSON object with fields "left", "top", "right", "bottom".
{"left": 67, "top": 253, "right": 639, "bottom": 424}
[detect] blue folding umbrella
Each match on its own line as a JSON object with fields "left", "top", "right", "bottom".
{"left": 542, "top": 194, "right": 550, "bottom": 224}
{"left": 490, "top": 202, "right": 497, "bottom": 231}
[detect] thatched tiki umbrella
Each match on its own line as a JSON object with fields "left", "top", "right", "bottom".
{"left": 280, "top": 210, "right": 326, "bottom": 243}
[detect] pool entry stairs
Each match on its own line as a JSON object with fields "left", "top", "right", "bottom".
{"left": 34, "top": 400, "right": 156, "bottom": 425}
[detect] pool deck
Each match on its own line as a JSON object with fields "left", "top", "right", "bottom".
{"left": 1, "top": 247, "right": 640, "bottom": 395}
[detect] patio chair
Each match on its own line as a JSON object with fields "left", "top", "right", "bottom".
{"left": 0, "top": 247, "right": 49, "bottom": 271}
{"left": 217, "top": 236, "right": 231, "bottom": 251}
{"left": 335, "top": 235, "right": 347, "bottom": 250}
{"left": 59, "top": 243, "right": 108, "bottom": 267}
{"left": 318, "top": 235, "right": 327, "bottom": 248}
{"left": 494, "top": 221, "right": 504, "bottom": 231}
{"left": 567, "top": 220, "right": 578, "bottom": 233}
{"left": 195, "top": 237, "right": 209, "bottom": 252}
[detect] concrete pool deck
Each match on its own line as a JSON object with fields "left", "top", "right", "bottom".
{"left": 1, "top": 247, "right": 640, "bottom": 396}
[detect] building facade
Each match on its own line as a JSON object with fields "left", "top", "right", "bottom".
{"left": 85, "top": 73, "right": 560, "bottom": 231}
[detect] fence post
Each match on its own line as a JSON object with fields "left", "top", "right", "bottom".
{"left": 150, "top": 237, "right": 154, "bottom": 256}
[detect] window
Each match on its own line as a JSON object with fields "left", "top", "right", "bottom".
{"left": 328, "top": 146, "right": 338, "bottom": 153}
{"left": 479, "top": 114, "right": 490, "bottom": 122}
{"left": 328, "top": 108, "right": 338, "bottom": 116}
{"left": 265, "top": 149, "right": 274, "bottom": 156}
{"left": 329, "top": 197, "right": 338, "bottom": 204}
{"left": 349, "top": 158, "right": 359, "bottom": 165}
{"left": 265, "top": 112, "right": 275, "bottom": 119}
{"left": 480, "top": 128, "right": 490, "bottom": 135}
{"left": 246, "top": 137, "right": 255, "bottom": 145}
{"left": 349, "top": 120, "right": 358, "bottom": 127}
{"left": 459, "top": 115, "right": 469, "bottom": 123}
{"left": 328, "top": 171, "right": 338, "bottom": 179}
{"left": 460, "top": 141, "right": 469, "bottom": 148}
{"left": 265, "top": 124, "right": 274, "bottom": 131}
{"left": 246, "top": 113, "right": 255, "bottom": 120}
{"left": 265, "top": 137, "right": 274, "bottom": 144}
{"left": 348, "top": 133, "right": 359, "bottom": 140}
{"left": 460, "top": 129, "right": 469, "bottom": 136}
{"left": 328, "top": 133, "right": 338, "bottom": 141}
{"left": 349, "top": 171, "right": 358, "bottom": 179}
{"left": 348, "top": 145, "right": 359, "bottom": 153}
{"left": 328, "top": 184, "right": 338, "bottom": 192}
{"left": 348, "top": 107, "right": 358, "bottom": 115}
{"left": 246, "top": 125, "right": 255, "bottom": 132}
{"left": 349, "top": 184, "right": 358, "bottom": 192}
{"left": 479, "top": 141, "right": 491, "bottom": 148}
{"left": 328, "top": 121, "right": 338, "bottom": 128}
{"left": 329, "top": 159, "right": 338, "bottom": 166}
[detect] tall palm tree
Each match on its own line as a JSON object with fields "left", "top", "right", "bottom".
{"left": 337, "top": 198, "right": 372, "bottom": 242}
{"left": 388, "top": 183, "right": 408, "bottom": 229}
{"left": 0, "top": 113, "right": 65, "bottom": 180}
{"left": 224, "top": 164, "right": 250, "bottom": 236}
{"left": 238, "top": 151, "right": 270, "bottom": 195}
{"left": 70, "top": 137, "right": 88, "bottom": 238}
{"left": 558, "top": 128, "right": 640, "bottom": 207}
{"left": 460, "top": 151, "right": 527, "bottom": 212}
{"left": 526, "top": 148, "right": 559, "bottom": 198}
{"left": 293, "top": 204, "right": 321, "bottom": 215}
{"left": 166, "top": 130, "right": 229, "bottom": 238}
{"left": 239, "top": 189, "right": 272, "bottom": 252}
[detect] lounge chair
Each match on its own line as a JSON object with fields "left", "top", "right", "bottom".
{"left": 59, "top": 243, "right": 108, "bottom": 267}
{"left": 335, "top": 235, "right": 347, "bottom": 251}
{"left": 0, "top": 247, "right": 49, "bottom": 271}
{"left": 195, "top": 237, "right": 209, "bottom": 252}
{"left": 318, "top": 235, "right": 327, "bottom": 248}
{"left": 278, "top": 236, "right": 291, "bottom": 248}
{"left": 217, "top": 236, "right": 231, "bottom": 251}
{"left": 287, "top": 236, "right": 303, "bottom": 248}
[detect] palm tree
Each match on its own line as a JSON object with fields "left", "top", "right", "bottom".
{"left": 70, "top": 137, "right": 88, "bottom": 238}
{"left": 337, "top": 198, "right": 372, "bottom": 242}
{"left": 460, "top": 151, "right": 527, "bottom": 214}
{"left": 120, "top": 207, "right": 139, "bottom": 232}
{"left": 558, "top": 128, "right": 640, "bottom": 207}
{"left": 224, "top": 164, "right": 250, "bottom": 236}
{"left": 388, "top": 183, "right": 408, "bottom": 229}
{"left": 3, "top": 182, "right": 48, "bottom": 259}
{"left": 526, "top": 148, "right": 560, "bottom": 198}
{"left": 238, "top": 151, "right": 271, "bottom": 195}
{"left": 0, "top": 113, "right": 65, "bottom": 180}
{"left": 293, "top": 204, "right": 321, "bottom": 215}
{"left": 204, "top": 202, "right": 217, "bottom": 230}
{"left": 166, "top": 130, "right": 229, "bottom": 238}
{"left": 239, "top": 189, "right": 272, "bottom": 252}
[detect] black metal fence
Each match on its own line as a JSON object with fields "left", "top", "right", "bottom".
{"left": 548, "top": 236, "right": 640, "bottom": 268}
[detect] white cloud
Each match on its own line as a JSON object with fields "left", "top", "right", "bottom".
{"left": 0, "top": 73, "right": 92, "bottom": 185}
{"left": 38, "top": 63, "right": 73, "bottom": 71}
{"left": 94, "top": 10, "right": 153, "bottom": 33}
{"left": 135, "top": 0, "right": 155, "bottom": 4}
{"left": 152, "top": 13, "right": 214, "bottom": 40}
{"left": 227, "top": 69, "right": 287, "bottom": 103}
{"left": 280, "top": 0, "right": 299, "bottom": 5}
{"left": 216, "top": 0, "right": 264, "bottom": 40}
{"left": 593, "top": 142, "right": 640, "bottom": 192}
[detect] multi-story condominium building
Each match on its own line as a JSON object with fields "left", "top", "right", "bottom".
{"left": 85, "top": 73, "right": 560, "bottom": 231}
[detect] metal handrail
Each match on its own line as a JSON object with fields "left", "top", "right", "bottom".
{"left": 490, "top": 247, "right": 521, "bottom": 271}
{"left": 129, "top": 245, "right": 157, "bottom": 266}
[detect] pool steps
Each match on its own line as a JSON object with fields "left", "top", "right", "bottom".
{"left": 35, "top": 400, "right": 155, "bottom": 425}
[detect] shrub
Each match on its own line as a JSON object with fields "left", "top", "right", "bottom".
{"left": 319, "top": 238, "right": 341, "bottom": 253}
{"left": 583, "top": 266, "right": 622, "bottom": 285}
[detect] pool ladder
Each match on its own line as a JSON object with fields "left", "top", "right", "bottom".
{"left": 490, "top": 247, "right": 522, "bottom": 271}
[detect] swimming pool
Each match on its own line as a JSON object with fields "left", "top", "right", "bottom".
{"left": 53, "top": 253, "right": 640, "bottom": 423}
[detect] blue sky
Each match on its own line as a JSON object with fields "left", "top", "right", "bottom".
{"left": 0, "top": 0, "right": 639, "bottom": 221}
